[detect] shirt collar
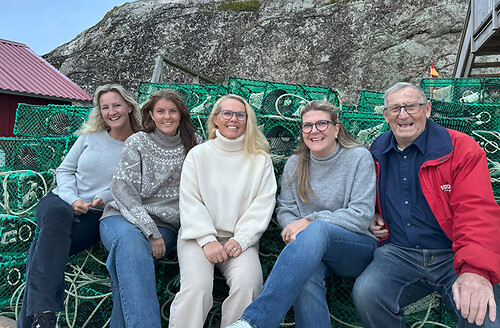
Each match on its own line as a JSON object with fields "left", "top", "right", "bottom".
{"left": 382, "top": 124, "right": 428, "bottom": 154}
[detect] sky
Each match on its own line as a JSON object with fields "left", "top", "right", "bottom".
{"left": 1, "top": 0, "right": 129, "bottom": 55}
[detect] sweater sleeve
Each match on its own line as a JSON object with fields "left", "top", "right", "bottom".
{"left": 276, "top": 158, "right": 301, "bottom": 229}
{"left": 55, "top": 135, "right": 86, "bottom": 206}
{"left": 110, "top": 136, "right": 161, "bottom": 239}
{"left": 307, "top": 150, "right": 376, "bottom": 235}
{"left": 179, "top": 151, "right": 218, "bottom": 247}
{"left": 232, "top": 156, "right": 277, "bottom": 251}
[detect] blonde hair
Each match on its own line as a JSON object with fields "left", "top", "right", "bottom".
{"left": 294, "top": 100, "right": 363, "bottom": 203}
{"left": 208, "top": 94, "right": 270, "bottom": 155}
{"left": 78, "top": 84, "right": 142, "bottom": 135}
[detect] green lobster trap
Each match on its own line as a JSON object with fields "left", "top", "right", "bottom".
{"left": 0, "top": 170, "right": 55, "bottom": 216}
{"left": 13, "top": 104, "right": 91, "bottom": 137}
{"left": 357, "top": 89, "right": 385, "bottom": 113}
{"left": 228, "top": 77, "right": 340, "bottom": 118}
{"left": 137, "top": 82, "right": 228, "bottom": 115}
{"left": 0, "top": 136, "right": 74, "bottom": 172}
{"left": 420, "top": 77, "right": 500, "bottom": 104}
{"left": 339, "top": 111, "right": 388, "bottom": 146}
{"left": 0, "top": 250, "right": 27, "bottom": 310}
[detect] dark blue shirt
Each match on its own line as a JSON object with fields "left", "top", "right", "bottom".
{"left": 381, "top": 127, "right": 452, "bottom": 249}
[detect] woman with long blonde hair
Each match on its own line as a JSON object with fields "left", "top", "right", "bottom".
{"left": 169, "top": 94, "right": 277, "bottom": 327}
{"left": 18, "top": 84, "right": 141, "bottom": 328}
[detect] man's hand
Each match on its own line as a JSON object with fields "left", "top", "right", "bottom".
{"left": 369, "top": 213, "right": 388, "bottom": 239}
{"left": 203, "top": 241, "right": 229, "bottom": 263}
{"left": 281, "top": 218, "right": 311, "bottom": 243}
{"left": 452, "top": 272, "right": 496, "bottom": 326}
{"left": 224, "top": 238, "right": 242, "bottom": 258}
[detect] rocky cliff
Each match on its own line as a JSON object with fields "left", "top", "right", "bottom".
{"left": 44, "top": 0, "right": 468, "bottom": 104}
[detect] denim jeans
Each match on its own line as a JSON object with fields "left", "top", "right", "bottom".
{"left": 352, "top": 243, "right": 500, "bottom": 328}
{"left": 17, "top": 192, "right": 102, "bottom": 328}
{"left": 241, "top": 220, "right": 377, "bottom": 328}
{"left": 100, "top": 215, "right": 177, "bottom": 328}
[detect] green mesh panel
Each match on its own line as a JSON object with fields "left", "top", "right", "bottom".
{"left": 421, "top": 77, "right": 500, "bottom": 104}
{"left": 0, "top": 170, "right": 56, "bottom": 216}
{"left": 0, "top": 136, "right": 75, "bottom": 172}
{"left": 13, "top": 104, "right": 91, "bottom": 137}
{"left": 190, "top": 115, "right": 210, "bottom": 140}
{"left": 357, "top": 89, "right": 385, "bottom": 113}
{"left": 228, "top": 76, "right": 340, "bottom": 117}
{"left": 137, "top": 82, "right": 228, "bottom": 115}
{"left": 0, "top": 250, "right": 27, "bottom": 309}
{"left": 339, "top": 110, "right": 389, "bottom": 146}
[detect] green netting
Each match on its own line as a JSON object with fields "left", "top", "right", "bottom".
{"left": 4, "top": 78, "right": 490, "bottom": 327}
{"left": 228, "top": 76, "right": 340, "bottom": 117}
{"left": 0, "top": 250, "right": 27, "bottom": 309}
{"left": 339, "top": 110, "right": 388, "bottom": 146}
{"left": 420, "top": 77, "right": 500, "bottom": 104}
{"left": 13, "top": 104, "right": 91, "bottom": 137}
{"left": 0, "top": 136, "right": 75, "bottom": 172}
{"left": 137, "top": 82, "right": 228, "bottom": 115}
{"left": 0, "top": 170, "right": 56, "bottom": 216}
{"left": 357, "top": 89, "right": 385, "bottom": 113}
{"left": 190, "top": 115, "right": 210, "bottom": 140}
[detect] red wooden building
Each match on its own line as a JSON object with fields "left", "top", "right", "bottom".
{"left": 0, "top": 39, "right": 92, "bottom": 136}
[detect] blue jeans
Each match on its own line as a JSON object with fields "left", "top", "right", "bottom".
{"left": 241, "top": 220, "right": 377, "bottom": 328}
{"left": 99, "top": 215, "right": 177, "bottom": 328}
{"left": 352, "top": 243, "right": 500, "bottom": 328}
{"left": 17, "top": 192, "right": 101, "bottom": 328}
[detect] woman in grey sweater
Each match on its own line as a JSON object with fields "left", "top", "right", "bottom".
{"left": 18, "top": 85, "right": 142, "bottom": 328}
{"left": 229, "top": 100, "right": 378, "bottom": 328}
{"left": 99, "top": 89, "right": 199, "bottom": 328}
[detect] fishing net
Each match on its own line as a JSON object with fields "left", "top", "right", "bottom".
{"left": 7, "top": 78, "right": 500, "bottom": 327}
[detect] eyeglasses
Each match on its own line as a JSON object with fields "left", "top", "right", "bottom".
{"left": 301, "top": 120, "right": 334, "bottom": 134}
{"left": 219, "top": 110, "right": 247, "bottom": 121}
{"left": 384, "top": 103, "right": 425, "bottom": 115}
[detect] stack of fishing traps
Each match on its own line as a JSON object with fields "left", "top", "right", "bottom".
{"left": 3, "top": 76, "right": 499, "bottom": 327}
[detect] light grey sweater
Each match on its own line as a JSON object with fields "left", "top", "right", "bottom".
{"left": 102, "top": 129, "right": 190, "bottom": 239}
{"left": 52, "top": 130, "right": 125, "bottom": 207}
{"left": 276, "top": 145, "right": 377, "bottom": 239}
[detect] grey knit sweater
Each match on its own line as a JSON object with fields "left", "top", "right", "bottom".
{"left": 276, "top": 145, "right": 377, "bottom": 239}
{"left": 102, "top": 129, "right": 191, "bottom": 239}
{"left": 53, "top": 130, "right": 125, "bottom": 207}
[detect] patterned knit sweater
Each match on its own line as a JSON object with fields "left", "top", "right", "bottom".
{"left": 102, "top": 129, "right": 189, "bottom": 239}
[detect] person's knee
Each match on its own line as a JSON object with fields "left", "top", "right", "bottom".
{"left": 229, "top": 271, "right": 263, "bottom": 295}
{"left": 352, "top": 272, "right": 381, "bottom": 308}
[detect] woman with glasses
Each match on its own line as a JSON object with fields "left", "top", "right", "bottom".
{"left": 99, "top": 89, "right": 199, "bottom": 327}
{"left": 169, "top": 94, "right": 277, "bottom": 327}
{"left": 228, "top": 100, "right": 377, "bottom": 328}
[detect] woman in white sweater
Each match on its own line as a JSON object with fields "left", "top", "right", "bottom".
{"left": 169, "top": 94, "right": 277, "bottom": 328}
{"left": 18, "top": 85, "right": 142, "bottom": 328}
{"left": 99, "top": 89, "right": 199, "bottom": 328}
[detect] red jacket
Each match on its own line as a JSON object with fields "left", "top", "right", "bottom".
{"left": 371, "top": 120, "right": 500, "bottom": 285}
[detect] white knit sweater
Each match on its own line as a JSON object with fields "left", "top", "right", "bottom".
{"left": 179, "top": 129, "right": 277, "bottom": 251}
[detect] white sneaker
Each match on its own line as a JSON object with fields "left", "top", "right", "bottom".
{"left": 226, "top": 319, "right": 253, "bottom": 328}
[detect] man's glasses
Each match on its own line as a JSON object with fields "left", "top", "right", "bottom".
{"left": 301, "top": 120, "right": 334, "bottom": 134}
{"left": 384, "top": 103, "right": 424, "bottom": 115}
{"left": 219, "top": 110, "right": 247, "bottom": 121}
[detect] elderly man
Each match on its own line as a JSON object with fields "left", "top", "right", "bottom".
{"left": 352, "top": 82, "right": 500, "bottom": 327}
